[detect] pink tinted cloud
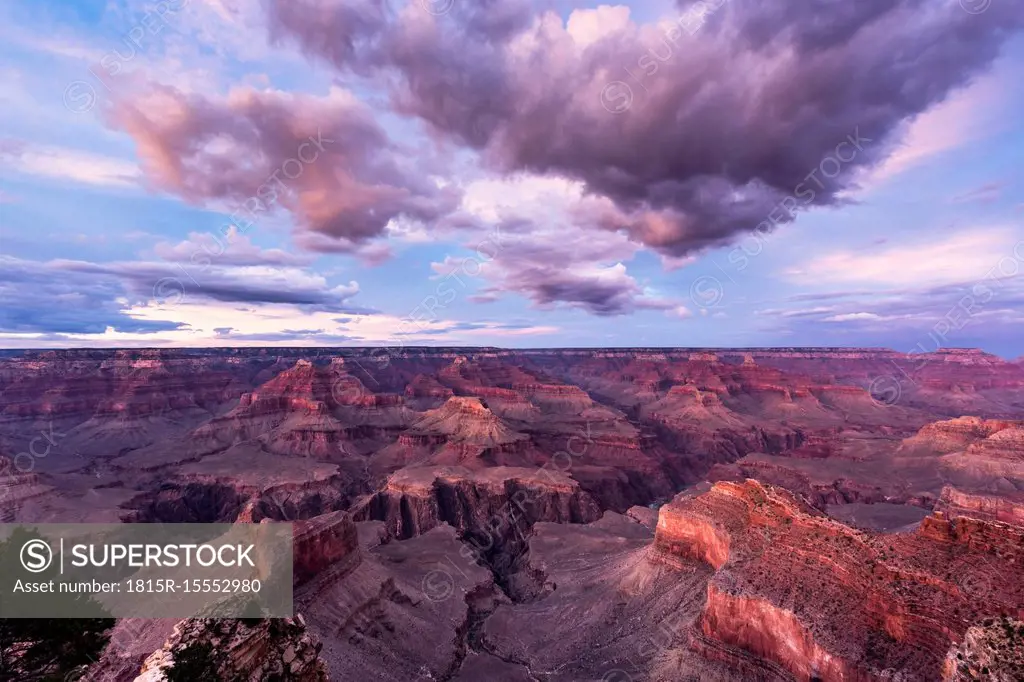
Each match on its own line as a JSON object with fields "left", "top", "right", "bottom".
{"left": 110, "top": 84, "right": 459, "bottom": 254}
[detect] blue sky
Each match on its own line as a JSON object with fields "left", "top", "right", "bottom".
{"left": 0, "top": 0, "right": 1022, "bottom": 355}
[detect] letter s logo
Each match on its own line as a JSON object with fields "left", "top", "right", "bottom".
{"left": 21, "top": 539, "right": 53, "bottom": 573}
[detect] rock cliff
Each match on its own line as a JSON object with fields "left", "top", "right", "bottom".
{"left": 654, "top": 480, "right": 1024, "bottom": 681}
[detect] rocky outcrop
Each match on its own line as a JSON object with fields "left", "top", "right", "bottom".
{"left": 942, "top": 616, "right": 1024, "bottom": 681}
{"left": 242, "top": 477, "right": 353, "bottom": 524}
{"left": 654, "top": 480, "right": 1024, "bottom": 681}
{"left": 915, "top": 510, "right": 1024, "bottom": 559}
{"left": 0, "top": 454, "right": 50, "bottom": 520}
{"left": 700, "top": 585, "right": 860, "bottom": 681}
{"left": 353, "top": 466, "right": 602, "bottom": 541}
{"left": 123, "top": 481, "right": 246, "bottom": 523}
{"left": 404, "top": 374, "right": 454, "bottom": 399}
{"left": 292, "top": 510, "right": 361, "bottom": 589}
{"left": 0, "top": 349, "right": 256, "bottom": 425}
{"left": 133, "top": 615, "right": 328, "bottom": 681}
{"left": 190, "top": 358, "right": 411, "bottom": 457}
{"left": 937, "top": 486, "right": 1024, "bottom": 528}
{"left": 706, "top": 456, "right": 935, "bottom": 510}
{"left": 901, "top": 417, "right": 1019, "bottom": 455}
{"left": 407, "top": 397, "right": 527, "bottom": 448}
{"left": 896, "top": 418, "right": 1024, "bottom": 512}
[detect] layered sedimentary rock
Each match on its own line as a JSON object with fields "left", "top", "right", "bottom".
{"left": 3, "top": 347, "right": 1024, "bottom": 681}
{"left": 654, "top": 480, "right": 1024, "bottom": 681}
{"left": 406, "top": 396, "right": 527, "bottom": 448}
{"left": 291, "top": 510, "right": 361, "bottom": 589}
{"left": 404, "top": 373, "right": 454, "bottom": 400}
{"left": 190, "top": 358, "right": 410, "bottom": 457}
{"left": 895, "top": 418, "right": 1024, "bottom": 521}
{"left": 0, "top": 453, "right": 50, "bottom": 520}
{"left": 937, "top": 485, "right": 1024, "bottom": 527}
{"left": 353, "top": 465, "right": 602, "bottom": 541}
{"left": 901, "top": 416, "right": 1017, "bottom": 454}
{"left": 0, "top": 349, "right": 254, "bottom": 425}
{"left": 122, "top": 481, "right": 247, "bottom": 523}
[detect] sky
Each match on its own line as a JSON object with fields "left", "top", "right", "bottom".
{"left": 0, "top": 0, "right": 1022, "bottom": 356}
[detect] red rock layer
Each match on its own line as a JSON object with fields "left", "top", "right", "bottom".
{"left": 292, "top": 510, "right": 361, "bottom": 589}
{"left": 352, "top": 466, "right": 602, "bottom": 540}
{"left": 0, "top": 349, "right": 255, "bottom": 421}
{"left": 654, "top": 480, "right": 1024, "bottom": 681}
{"left": 936, "top": 486, "right": 1024, "bottom": 527}
{"left": 190, "top": 359, "right": 411, "bottom": 456}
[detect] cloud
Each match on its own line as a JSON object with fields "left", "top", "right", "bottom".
{"left": 53, "top": 258, "right": 366, "bottom": 311}
{"left": 201, "top": 330, "right": 357, "bottom": 343}
{"left": 268, "top": 0, "right": 1024, "bottom": 258}
{"left": 784, "top": 228, "right": 1019, "bottom": 287}
{"left": 0, "top": 250, "right": 558, "bottom": 347}
{"left": 863, "top": 69, "right": 1009, "bottom": 187}
{"left": 0, "top": 256, "right": 179, "bottom": 335}
{"left": 757, "top": 267, "right": 1024, "bottom": 349}
{"left": 153, "top": 226, "right": 315, "bottom": 267}
{"left": 0, "top": 253, "right": 370, "bottom": 338}
{"left": 434, "top": 254, "right": 685, "bottom": 317}
{"left": 393, "top": 319, "right": 558, "bottom": 337}
{"left": 426, "top": 173, "right": 691, "bottom": 316}
{"left": 823, "top": 312, "right": 883, "bottom": 322}
{"left": 0, "top": 139, "right": 139, "bottom": 188}
{"left": 949, "top": 182, "right": 1003, "bottom": 205}
{"left": 109, "top": 84, "right": 460, "bottom": 254}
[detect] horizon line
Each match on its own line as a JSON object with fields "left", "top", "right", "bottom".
{"left": 0, "top": 345, "right": 1004, "bottom": 353}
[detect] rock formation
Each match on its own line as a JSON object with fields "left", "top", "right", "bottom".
{"left": 942, "top": 616, "right": 1024, "bottom": 681}
{"left": 353, "top": 465, "right": 602, "bottom": 541}
{"left": 407, "top": 396, "right": 527, "bottom": 448}
{"left": 291, "top": 510, "right": 361, "bottom": 590}
{"left": 654, "top": 480, "right": 1024, "bottom": 681}
{"left": 132, "top": 615, "right": 328, "bottom": 681}
{"left": 3, "top": 347, "right": 1024, "bottom": 680}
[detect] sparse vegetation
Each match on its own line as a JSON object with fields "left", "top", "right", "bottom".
{"left": 0, "top": 529, "right": 115, "bottom": 681}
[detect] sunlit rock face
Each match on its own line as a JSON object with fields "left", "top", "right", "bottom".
{"left": 655, "top": 480, "right": 1024, "bottom": 681}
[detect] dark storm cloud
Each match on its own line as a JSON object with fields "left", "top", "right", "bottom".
{"left": 506, "top": 265, "right": 673, "bottom": 316}
{"left": 267, "top": 0, "right": 1023, "bottom": 257}
{"left": 433, "top": 253, "right": 684, "bottom": 317}
{"left": 109, "top": 84, "right": 459, "bottom": 253}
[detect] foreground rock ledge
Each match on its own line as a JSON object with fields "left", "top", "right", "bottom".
{"left": 133, "top": 615, "right": 328, "bottom": 681}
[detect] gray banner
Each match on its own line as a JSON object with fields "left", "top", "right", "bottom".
{"left": 0, "top": 523, "right": 293, "bottom": 618}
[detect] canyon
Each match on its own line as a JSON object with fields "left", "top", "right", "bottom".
{"left": 1, "top": 347, "right": 1022, "bottom": 680}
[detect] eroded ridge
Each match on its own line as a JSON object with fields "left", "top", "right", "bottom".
{"left": 655, "top": 480, "right": 1024, "bottom": 681}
